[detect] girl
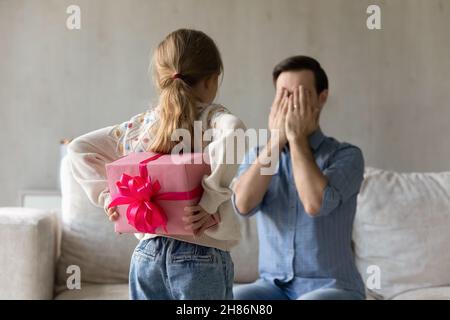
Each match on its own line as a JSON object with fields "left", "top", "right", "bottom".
{"left": 68, "top": 29, "right": 246, "bottom": 299}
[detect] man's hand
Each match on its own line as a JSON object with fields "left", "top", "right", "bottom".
{"left": 268, "top": 87, "right": 289, "bottom": 147}
{"left": 285, "top": 86, "right": 320, "bottom": 143}
{"left": 183, "top": 205, "right": 213, "bottom": 237}
{"left": 233, "top": 88, "right": 289, "bottom": 215}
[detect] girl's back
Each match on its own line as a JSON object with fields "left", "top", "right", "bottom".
{"left": 68, "top": 29, "right": 247, "bottom": 300}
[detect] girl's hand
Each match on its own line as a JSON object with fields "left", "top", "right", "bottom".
{"left": 104, "top": 193, "right": 123, "bottom": 234}
{"left": 106, "top": 206, "right": 119, "bottom": 221}
{"left": 106, "top": 205, "right": 122, "bottom": 234}
{"left": 105, "top": 194, "right": 119, "bottom": 221}
{"left": 183, "top": 205, "right": 213, "bottom": 237}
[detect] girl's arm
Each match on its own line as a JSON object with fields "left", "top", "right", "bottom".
{"left": 67, "top": 125, "right": 123, "bottom": 214}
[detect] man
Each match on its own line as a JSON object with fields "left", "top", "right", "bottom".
{"left": 232, "top": 56, "right": 365, "bottom": 300}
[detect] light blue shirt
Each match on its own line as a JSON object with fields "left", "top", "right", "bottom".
{"left": 232, "top": 128, "right": 366, "bottom": 297}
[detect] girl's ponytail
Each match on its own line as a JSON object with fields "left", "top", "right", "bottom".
{"left": 149, "top": 29, "right": 223, "bottom": 154}
{"left": 151, "top": 77, "right": 198, "bottom": 154}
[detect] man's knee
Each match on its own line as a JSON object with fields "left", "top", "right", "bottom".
{"left": 233, "top": 279, "right": 288, "bottom": 300}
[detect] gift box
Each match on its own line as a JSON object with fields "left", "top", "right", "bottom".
{"left": 105, "top": 152, "right": 219, "bottom": 235}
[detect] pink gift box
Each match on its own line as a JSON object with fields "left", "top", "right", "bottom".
{"left": 105, "top": 152, "right": 219, "bottom": 235}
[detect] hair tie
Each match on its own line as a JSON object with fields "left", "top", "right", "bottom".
{"left": 172, "top": 73, "right": 183, "bottom": 80}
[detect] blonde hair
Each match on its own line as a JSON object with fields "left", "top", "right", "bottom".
{"left": 150, "top": 29, "right": 223, "bottom": 154}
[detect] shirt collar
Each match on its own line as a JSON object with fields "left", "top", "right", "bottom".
{"left": 309, "top": 127, "right": 325, "bottom": 150}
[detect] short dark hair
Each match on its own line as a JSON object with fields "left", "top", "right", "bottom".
{"left": 272, "top": 55, "right": 328, "bottom": 94}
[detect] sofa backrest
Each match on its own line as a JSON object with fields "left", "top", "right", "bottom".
{"left": 57, "top": 156, "right": 259, "bottom": 289}
{"left": 353, "top": 167, "right": 450, "bottom": 299}
{"left": 56, "top": 156, "right": 138, "bottom": 288}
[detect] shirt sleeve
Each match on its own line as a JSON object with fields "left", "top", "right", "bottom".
{"left": 197, "top": 112, "right": 248, "bottom": 214}
{"left": 230, "top": 146, "right": 262, "bottom": 218}
{"left": 316, "top": 145, "right": 365, "bottom": 217}
{"left": 67, "top": 124, "right": 124, "bottom": 212}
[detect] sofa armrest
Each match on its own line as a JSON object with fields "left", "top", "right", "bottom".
{"left": 0, "top": 207, "right": 58, "bottom": 299}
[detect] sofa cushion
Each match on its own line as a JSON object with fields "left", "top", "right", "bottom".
{"left": 353, "top": 167, "right": 450, "bottom": 299}
{"left": 392, "top": 286, "right": 450, "bottom": 300}
{"left": 55, "top": 283, "right": 129, "bottom": 300}
{"left": 56, "top": 156, "right": 138, "bottom": 286}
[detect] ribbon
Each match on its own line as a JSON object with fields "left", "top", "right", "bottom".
{"left": 108, "top": 154, "right": 203, "bottom": 233}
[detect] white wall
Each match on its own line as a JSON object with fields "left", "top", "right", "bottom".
{"left": 1, "top": 0, "right": 449, "bottom": 206}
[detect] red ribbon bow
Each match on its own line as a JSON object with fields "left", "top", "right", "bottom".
{"left": 108, "top": 154, "right": 203, "bottom": 233}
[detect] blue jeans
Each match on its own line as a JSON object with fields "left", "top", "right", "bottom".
{"left": 234, "top": 278, "right": 365, "bottom": 300}
{"left": 129, "top": 237, "right": 234, "bottom": 300}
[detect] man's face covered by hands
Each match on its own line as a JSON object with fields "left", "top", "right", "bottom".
{"left": 268, "top": 69, "right": 329, "bottom": 144}
{"left": 275, "top": 69, "right": 327, "bottom": 112}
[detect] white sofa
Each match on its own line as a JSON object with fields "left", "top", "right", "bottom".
{"left": 1, "top": 158, "right": 449, "bottom": 300}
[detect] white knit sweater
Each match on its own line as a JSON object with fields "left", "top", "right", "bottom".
{"left": 67, "top": 103, "right": 246, "bottom": 251}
